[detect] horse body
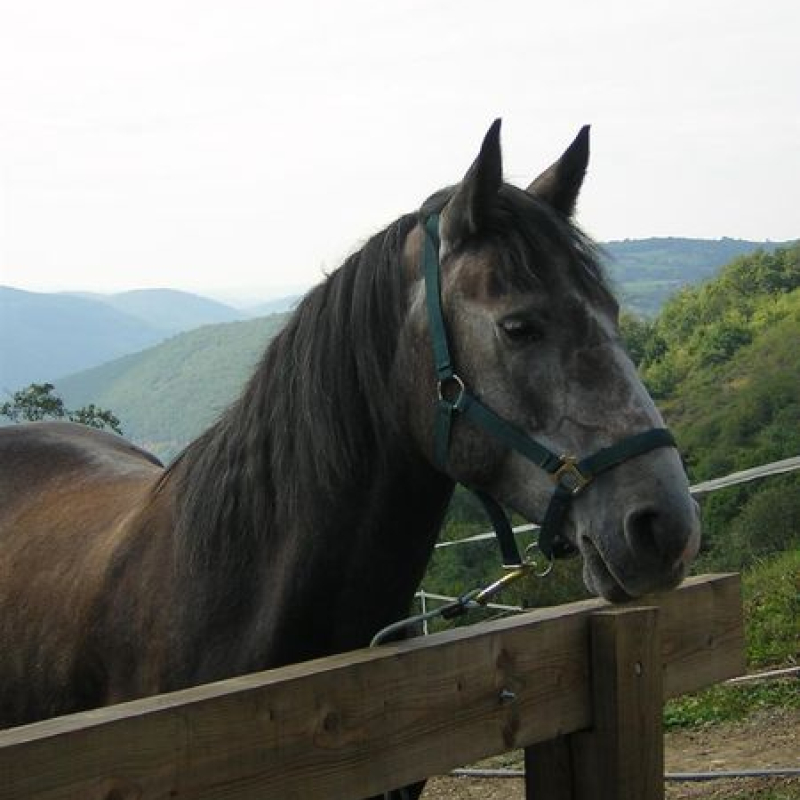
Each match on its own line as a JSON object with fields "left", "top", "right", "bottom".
{"left": 0, "top": 120, "right": 700, "bottom": 800}
{"left": 0, "top": 285, "right": 452, "bottom": 727}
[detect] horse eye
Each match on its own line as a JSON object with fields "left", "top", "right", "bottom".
{"left": 499, "top": 317, "right": 542, "bottom": 345}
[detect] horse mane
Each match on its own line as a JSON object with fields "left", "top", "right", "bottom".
{"left": 162, "top": 182, "right": 610, "bottom": 582}
{"left": 163, "top": 212, "right": 420, "bottom": 575}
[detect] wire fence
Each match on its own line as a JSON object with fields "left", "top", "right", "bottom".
{"left": 433, "top": 454, "right": 800, "bottom": 551}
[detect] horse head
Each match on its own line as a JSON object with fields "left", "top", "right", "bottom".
{"left": 400, "top": 121, "right": 700, "bottom": 601}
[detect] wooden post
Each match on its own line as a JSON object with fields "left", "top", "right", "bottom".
{"left": 525, "top": 606, "right": 663, "bottom": 800}
{"left": 524, "top": 576, "right": 744, "bottom": 800}
{"left": 573, "top": 606, "right": 663, "bottom": 800}
{"left": 524, "top": 737, "right": 572, "bottom": 800}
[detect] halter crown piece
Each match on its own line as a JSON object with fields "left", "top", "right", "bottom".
{"left": 422, "top": 213, "right": 678, "bottom": 568}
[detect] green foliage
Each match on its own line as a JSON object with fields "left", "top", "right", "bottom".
{"left": 637, "top": 244, "right": 800, "bottom": 401}
{"left": 0, "top": 382, "right": 66, "bottom": 422}
{"left": 0, "top": 383, "right": 122, "bottom": 434}
{"left": 604, "top": 237, "right": 793, "bottom": 316}
{"left": 619, "top": 244, "right": 800, "bottom": 572}
{"left": 664, "top": 681, "right": 800, "bottom": 729}
{"left": 664, "top": 550, "right": 800, "bottom": 730}
{"left": 57, "top": 314, "right": 287, "bottom": 460}
{"left": 742, "top": 549, "right": 800, "bottom": 668}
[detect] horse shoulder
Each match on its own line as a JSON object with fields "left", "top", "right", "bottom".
{"left": 0, "top": 422, "right": 172, "bottom": 724}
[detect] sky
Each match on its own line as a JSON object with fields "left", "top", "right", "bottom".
{"left": 1, "top": 0, "right": 798, "bottom": 300}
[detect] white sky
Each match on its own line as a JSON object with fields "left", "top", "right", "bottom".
{"left": 1, "top": 0, "right": 798, "bottom": 298}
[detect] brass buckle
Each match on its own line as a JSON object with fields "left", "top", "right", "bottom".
{"left": 552, "top": 456, "right": 590, "bottom": 495}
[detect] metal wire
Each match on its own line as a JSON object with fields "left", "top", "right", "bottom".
{"left": 434, "top": 454, "right": 800, "bottom": 552}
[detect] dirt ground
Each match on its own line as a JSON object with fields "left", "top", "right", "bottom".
{"left": 422, "top": 707, "right": 800, "bottom": 799}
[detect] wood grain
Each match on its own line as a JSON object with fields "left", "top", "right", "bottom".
{"left": 0, "top": 574, "right": 743, "bottom": 800}
{"left": 571, "top": 607, "right": 664, "bottom": 800}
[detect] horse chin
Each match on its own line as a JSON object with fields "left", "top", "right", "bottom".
{"left": 579, "top": 536, "right": 635, "bottom": 603}
{"left": 579, "top": 534, "right": 690, "bottom": 603}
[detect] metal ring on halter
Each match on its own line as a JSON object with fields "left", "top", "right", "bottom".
{"left": 524, "top": 541, "right": 554, "bottom": 578}
{"left": 437, "top": 373, "right": 466, "bottom": 408}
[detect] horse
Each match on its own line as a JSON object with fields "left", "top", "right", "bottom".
{"left": 0, "top": 121, "right": 700, "bottom": 798}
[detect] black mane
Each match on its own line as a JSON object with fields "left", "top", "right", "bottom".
{"left": 166, "top": 212, "right": 420, "bottom": 573}
{"left": 165, "top": 180, "right": 611, "bottom": 579}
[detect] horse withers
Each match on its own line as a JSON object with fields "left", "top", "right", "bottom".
{"left": 0, "top": 122, "right": 699, "bottom": 799}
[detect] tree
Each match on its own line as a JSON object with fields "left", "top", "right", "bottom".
{"left": 0, "top": 383, "right": 123, "bottom": 435}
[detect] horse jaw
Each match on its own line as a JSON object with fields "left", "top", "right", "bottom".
{"left": 478, "top": 336, "right": 702, "bottom": 602}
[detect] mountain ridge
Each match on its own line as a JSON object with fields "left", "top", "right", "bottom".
{"left": 0, "top": 286, "right": 245, "bottom": 390}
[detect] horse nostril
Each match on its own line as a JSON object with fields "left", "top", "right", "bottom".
{"left": 625, "top": 501, "right": 702, "bottom": 571}
{"left": 624, "top": 507, "right": 673, "bottom": 563}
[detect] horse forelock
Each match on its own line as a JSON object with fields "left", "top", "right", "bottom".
{"left": 421, "top": 182, "right": 613, "bottom": 307}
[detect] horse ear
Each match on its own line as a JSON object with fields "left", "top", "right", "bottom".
{"left": 527, "top": 125, "right": 590, "bottom": 217}
{"left": 441, "top": 119, "right": 503, "bottom": 247}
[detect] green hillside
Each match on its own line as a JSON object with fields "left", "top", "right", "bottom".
{"left": 604, "top": 237, "right": 794, "bottom": 316}
{"left": 57, "top": 314, "right": 287, "bottom": 460}
{"left": 626, "top": 243, "right": 800, "bottom": 567}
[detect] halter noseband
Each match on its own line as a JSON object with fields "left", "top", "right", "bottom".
{"left": 422, "top": 213, "right": 677, "bottom": 567}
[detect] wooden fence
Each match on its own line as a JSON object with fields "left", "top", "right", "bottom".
{"left": 0, "top": 573, "right": 744, "bottom": 800}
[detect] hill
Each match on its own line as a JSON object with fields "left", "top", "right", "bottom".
{"left": 57, "top": 313, "right": 288, "bottom": 460}
{"left": 87, "top": 288, "right": 244, "bottom": 332}
{"left": 242, "top": 294, "right": 302, "bottom": 317}
{"left": 47, "top": 238, "right": 798, "bottom": 461}
{"left": 603, "top": 237, "right": 794, "bottom": 315}
{"left": 5, "top": 237, "right": 790, "bottom": 393}
{"left": 0, "top": 286, "right": 166, "bottom": 391}
{"left": 0, "top": 287, "right": 246, "bottom": 393}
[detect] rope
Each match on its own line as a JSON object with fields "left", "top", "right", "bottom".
{"left": 689, "top": 455, "right": 800, "bottom": 497}
{"left": 435, "top": 454, "right": 800, "bottom": 552}
{"left": 725, "top": 666, "right": 800, "bottom": 684}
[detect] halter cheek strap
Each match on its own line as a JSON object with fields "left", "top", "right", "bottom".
{"left": 422, "top": 213, "right": 677, "bottom": 565}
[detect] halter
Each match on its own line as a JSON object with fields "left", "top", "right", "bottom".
{"left": 422, "top": 213, "right": 677, "bottom": 567}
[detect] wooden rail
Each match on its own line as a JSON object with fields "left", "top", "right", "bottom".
{"left": 0, "top": 574, "right": 744, "bottom": 800}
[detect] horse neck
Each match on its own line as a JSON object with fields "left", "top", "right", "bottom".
{"left": 164, "top": 221, "right": 455, "bottom": 674}
{"left": 166, "top": 377, "right": 453, "bottom": 677}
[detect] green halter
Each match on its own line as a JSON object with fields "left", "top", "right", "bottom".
{"left": 422, "top": 213, "right": 677, "bottom": 565}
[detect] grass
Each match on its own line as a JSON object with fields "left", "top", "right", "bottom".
{"left": 742, "top": 548, "right": 800, "bottom": 668}
{"left": 664, "top": 548, "right": 799, "bottom": 730}
{"left": 664, "top": 680, "right": 799, "bottom": 729}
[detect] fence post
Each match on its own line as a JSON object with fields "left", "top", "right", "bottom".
{"left": 523, "top": 737, "right": 573, "bottom": 800}
{"left": 524, "top": 605, "right": 663, "bottom": 800}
